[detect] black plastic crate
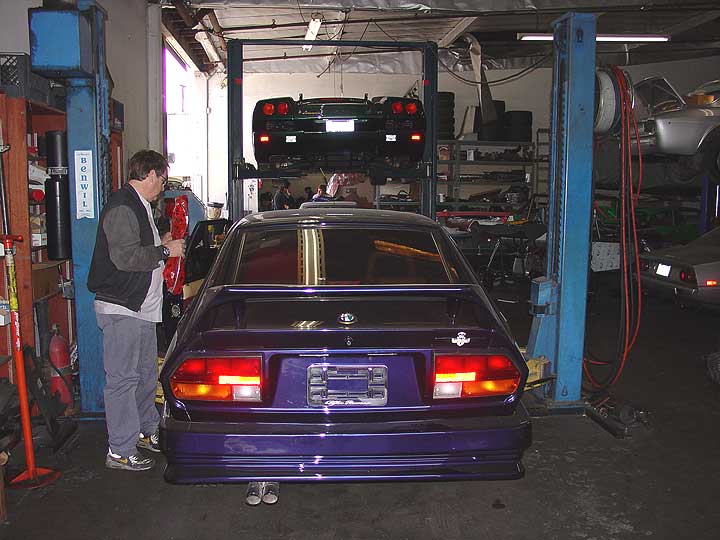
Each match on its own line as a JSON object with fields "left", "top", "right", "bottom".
{"left": 0, "top": 53, "right": 51, "bottom": 104}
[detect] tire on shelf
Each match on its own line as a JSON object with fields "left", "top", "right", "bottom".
{"left": 504, "top": 111, "right": 533, "bottom": 142}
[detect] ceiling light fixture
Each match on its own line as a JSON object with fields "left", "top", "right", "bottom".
{"left": 195, "top": 31, "right": 221, "bottom": 64}
{"left": 303, "top": 17, "right": 323, "bottom": 51}
{"left": 517, "top": 33, "right": 670, "bottom": 42}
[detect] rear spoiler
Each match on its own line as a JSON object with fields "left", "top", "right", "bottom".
{"left": 177, "top": 284, "right": 497, "bottom": 341}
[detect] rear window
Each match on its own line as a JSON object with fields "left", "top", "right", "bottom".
{"left": 212, "top": 227, "right": 463, "bottom": 286}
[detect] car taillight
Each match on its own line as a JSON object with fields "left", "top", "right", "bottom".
{"left": 391, "top": 101, "right": 404, "bottom": 114}
{"left": 639, "top": 259, "right": 650, "bottom": 272}
{"left": 259, "top": 134, "right": 270, "bottom": 143}
{"left": 405, "top": 102, "right": 418, "bottom": 115}
{"left": 706, "top": 279, "right": 718, "bottom": 287}
{"left": 262, "top": 102, "right": 275, "bottom": 115}
{"left": 170, "top": 356, "right": 262, "bottom": 402}
{"left": 277, "top": 102, "right": 289, "bottom": 115}
{"left": 433, "top": 354, "right": 520, "bottom": 399}
{"left": 410, "top": 133, "right": 423, "bottom": 142}
{"left": 680, "top": 268, "right": 696, "bottom": 284}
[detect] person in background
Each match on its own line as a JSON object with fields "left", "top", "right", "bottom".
{"left": 312, "top": 184, "right": 333, "bottom": 202}
{"left": 88, "top": 150, "right": 185, "bottom": 471}
{"left": 303, "top": 186, "right": 314, "bottom": 203}
{"left": 272, "top": 180, "right": 295, "bottom": 210}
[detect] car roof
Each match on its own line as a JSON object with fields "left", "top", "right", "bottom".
{"left": 239, "top": 208, "right": 439, "bottom": 228}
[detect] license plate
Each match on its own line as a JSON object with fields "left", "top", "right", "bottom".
{"left": 326, "top": 119, "right": 355, "bottom": 132}
{"left": 656, "top": 263, "right": 671, "bottom": 277}
{"left": 307, "top": 364, "right": 387, "bottom": 406}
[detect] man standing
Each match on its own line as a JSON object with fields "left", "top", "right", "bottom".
{"left": 88, "top": 150, "right": 184, "bottom": 471}
{"left": 272, "top": 179, "right": 295, "bottom": 210}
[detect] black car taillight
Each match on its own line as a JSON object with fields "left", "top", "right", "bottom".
{"left": 680, "top": 268, "right": 696, "bottom": 285}
{"left": 391, "top": 101, "right": 404, "bottom": 114}
{"left": 171, "top": 356, "right": 262, "bottom": 402}
{"left": 262, "top": 103, "right": 275, "bottom": 115}
{"left": 277, "top": 102, "right": 289, "bottom": 115}
{"left": 405, "top": 102, "right": 418, "bottom": 115}
{"left": 258, "top": 134, "right": 270, "bottom": 143}
{"left": 639, "top": 259, "right": 650, "bottom": 272}
{"left": 433, "top": 354, "right": 520, "bottom": 399}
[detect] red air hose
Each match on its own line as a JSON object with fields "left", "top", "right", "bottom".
{"left": 583, "top": 67, "right": 643, "bottom": 391}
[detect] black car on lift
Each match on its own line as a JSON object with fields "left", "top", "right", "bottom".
{"left": 251, "top": 95, "right": 426, "bottom": 175}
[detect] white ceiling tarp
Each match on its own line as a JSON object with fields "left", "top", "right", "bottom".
{"left": 242, "top": 49, "right": 423, "bottom": 74}
{"left": 189, "top": 1, "right": 684, "bottom": 12}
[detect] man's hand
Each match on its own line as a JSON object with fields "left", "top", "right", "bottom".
{"left": 164, "top": 238, "right": 185, "bottom": 258}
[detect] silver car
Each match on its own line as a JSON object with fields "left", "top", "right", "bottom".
{"left": 639, "top": 225, "right": 720, "bottom": 309}
{"left": 635, "top": 77, "right": 720, "bottom": 179}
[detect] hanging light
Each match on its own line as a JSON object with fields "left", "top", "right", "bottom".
{"left": 303, "top": 17, "right": 323, "bottom": 51}
{"left": 517, "top": 33, "right": 670, "bottom": 42}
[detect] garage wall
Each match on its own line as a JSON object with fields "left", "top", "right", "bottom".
{"left": 103, "top": 0, "right": 150, "bottom": 159}
{"left": 0, "top": 0, "right": 151, "bottom": 165}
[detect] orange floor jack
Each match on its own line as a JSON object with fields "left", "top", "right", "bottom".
{"left": 1, "top": 123, "right": 61, "bottom": 489}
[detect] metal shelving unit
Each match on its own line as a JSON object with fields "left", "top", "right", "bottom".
{"left": 436, "top": 139, "right": 535, "bottom": 213}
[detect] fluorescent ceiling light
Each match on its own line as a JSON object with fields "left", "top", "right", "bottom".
{"left": 303, "top": 17, "right": 323, "bottom": 51}
{"left": 517, "top": 33, "right": 670, "bottom": 42}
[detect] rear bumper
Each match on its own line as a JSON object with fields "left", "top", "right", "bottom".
{"left": 641, "top": 275, "right": 720, "bottom": 308}
{"left": 253, "top": 131, "right": 424, "bottom": 163}
{"left": 161, "top": 404, "right": 532, "bottom": 483}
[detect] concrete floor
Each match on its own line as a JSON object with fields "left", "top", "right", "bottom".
{"left": 2, "top": 285, "right": 719, "bottom": 540}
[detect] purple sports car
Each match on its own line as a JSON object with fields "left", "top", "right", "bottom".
{"left": 159, "top": 206, "right": 531, "bottom": 483}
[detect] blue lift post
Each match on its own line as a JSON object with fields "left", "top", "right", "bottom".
{"left": 227, "top": 39, "right": 438, "bottom": 221}
{"left": 526, "top": 12, "right": 597, "bottom": 407}
{"left": 29, "top": 0, "right": 111, "bottom": 412}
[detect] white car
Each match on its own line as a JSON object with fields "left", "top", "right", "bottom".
{"left": 634, "top": 77, "right": 720, "bottom": 179}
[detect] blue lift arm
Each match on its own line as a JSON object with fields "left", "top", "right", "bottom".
{"left": 30, "top": 0, "right": 111, "bottom": 412}
{"left": 527, "top": 12, "right": 597, "bottom": 406}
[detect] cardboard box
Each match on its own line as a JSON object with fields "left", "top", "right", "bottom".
{"left": 31, "top": 260, "right": 64, "bottom": 300}
{"left": 684, "top": 94, "right": 716, "bottom": 106}
{"left": 31, "top": 233, "right": 47, "bottom": 247}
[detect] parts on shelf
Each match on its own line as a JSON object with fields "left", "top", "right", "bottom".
{"left": 378, "top": 191, "right": 415, "bottom": 203}
{"left": 458, "top": 170, "right": 527, "bottom": 183}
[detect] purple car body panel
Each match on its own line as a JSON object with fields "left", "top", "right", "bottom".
{"left": 159, "top": 209, "right": 531, "bottom": 483}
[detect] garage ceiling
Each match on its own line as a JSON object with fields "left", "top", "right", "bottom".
{"left": 160, "top": 1, "right": 720, "bottom": 73}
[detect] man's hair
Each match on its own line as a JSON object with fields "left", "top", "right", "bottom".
{"left": 127, "top": 150, "right": 168, "bottom": 181}
{"left": 281, "top": 180, "right": 290, "bottom": 188}
{"left": 319, "top": 184, "right": 327, "bottom": 192}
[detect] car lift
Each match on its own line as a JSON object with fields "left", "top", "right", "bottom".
{"left": 226, "top": 38, "right": 438, "bottom": 221}
{"left": 526, "top": 12, "right": 597, "bottom": 409}
{"left": 29, "top": 1, "right": 112, "bottom": 413}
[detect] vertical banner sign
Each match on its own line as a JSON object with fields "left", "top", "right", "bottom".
{"left": 74, "top": 150, "right": 95, "bottom": 219}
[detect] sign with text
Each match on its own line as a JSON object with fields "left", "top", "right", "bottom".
{"left": 74, "top": 150, "right": 95, "bottom": 219}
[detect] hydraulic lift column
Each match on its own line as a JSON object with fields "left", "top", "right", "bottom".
{"left": 526, "top": 12, "right": 597, "bottom": 407}
{"left": 30, "top": 0, "right": 111, "bottom": 412}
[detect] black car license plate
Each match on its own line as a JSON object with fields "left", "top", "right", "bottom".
{"left": 307, "top": 364, "right": 387, "bottom": 407}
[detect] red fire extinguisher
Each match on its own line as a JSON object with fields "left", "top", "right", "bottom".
{"left": 49, "top": 324, "right": 72, "bottom": 408}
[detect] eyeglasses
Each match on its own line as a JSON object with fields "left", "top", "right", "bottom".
{"left": 158, "top": 174, "right": 168, "bottom": 188}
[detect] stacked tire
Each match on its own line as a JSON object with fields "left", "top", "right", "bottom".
{"left": 504, "top": 111, "right": 533, "bottom": 142}
{"left": 438, "top": 92, "right": 455, "bottom": 140}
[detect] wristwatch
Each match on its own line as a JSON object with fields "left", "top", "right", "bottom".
{"left": 160, "top": 245, "right": 171, "bottom": 260}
